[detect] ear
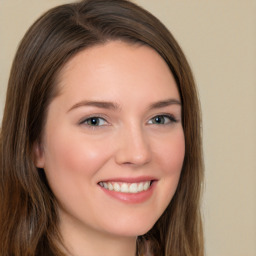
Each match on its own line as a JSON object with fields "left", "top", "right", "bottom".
{"left": 32, "top": 141, "right": 45, "bottom": 168}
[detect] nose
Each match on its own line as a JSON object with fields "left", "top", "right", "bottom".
{"left": 114, "top": 125, "right": 152, "bottom": 167}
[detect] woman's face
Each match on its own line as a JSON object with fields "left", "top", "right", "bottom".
{"left": 35, "top": 41, "right": 185, "bottom": 239}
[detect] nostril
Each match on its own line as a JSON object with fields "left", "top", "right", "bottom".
{"left": 114, "top": 129, "right": 152, "bottom": 166}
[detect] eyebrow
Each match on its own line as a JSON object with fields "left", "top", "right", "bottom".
{"left": 68, "top": 100, "right": 120, "bottom": 112}
{"left": 148, "top": 99, "right": 181, "bottom": 109}
{"left": 67, "top": 98, "right": 181, "bottom": 112}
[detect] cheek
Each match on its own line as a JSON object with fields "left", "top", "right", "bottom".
{"left": 42, "top": 131, "right": 112, "bottom": 192}
{"left": 42, "top": 133, "right": 114, "bottom": 219}
{"left": 154, "top": 131, "right": 185, "bottom": 207}
{"left": 157, "top": 131, "right": 185, "bottom": 175}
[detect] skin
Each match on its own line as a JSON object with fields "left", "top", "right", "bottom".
{"left": 34, "top": 41, "right": 185, "bottom": 256}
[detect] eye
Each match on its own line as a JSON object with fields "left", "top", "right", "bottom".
{"left": 81, "top": 117, "right": 108, "bottom": 127}
{"left": 148, "top": 115, "right": 177, "bottom": 125}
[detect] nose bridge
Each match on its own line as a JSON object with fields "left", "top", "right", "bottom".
{"left": 115, "top": 122, "right": 151, "bottom": 166}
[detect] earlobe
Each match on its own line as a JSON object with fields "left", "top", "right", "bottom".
{"left": 33, "top": 141, "right": 45, "bottom": 168}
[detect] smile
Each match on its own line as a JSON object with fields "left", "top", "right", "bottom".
{"left": 98, "top": 181, "right": 152, "bottom": 194}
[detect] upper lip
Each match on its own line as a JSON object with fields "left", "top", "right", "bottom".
{"left": 98, "top": 176, "right": 158, "bottom": 183}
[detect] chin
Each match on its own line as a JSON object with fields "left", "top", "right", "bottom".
{"left": 102, "top": 214, "right": 159, "bottom": 238}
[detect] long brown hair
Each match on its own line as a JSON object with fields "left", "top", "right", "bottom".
{"left": 0, "top": 0, "right": 204, "bottom": 255}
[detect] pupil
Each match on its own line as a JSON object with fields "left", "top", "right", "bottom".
{"left": 155, "top": 116, "right": 163, "bottom": 124}
{"left": 90, "top": 118, "right": 98, "bottom": 125}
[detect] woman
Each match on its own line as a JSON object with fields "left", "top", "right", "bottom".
{"left": 0, "top": 0, "right": 204, "bottom": 255}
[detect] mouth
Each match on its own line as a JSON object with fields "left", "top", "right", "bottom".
{"left": 98, "top": 180, "right": 154, "bottom": 194}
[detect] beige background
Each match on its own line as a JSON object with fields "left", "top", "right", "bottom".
{"left": 0, "top": 0, "right": 255, "bottom": 255}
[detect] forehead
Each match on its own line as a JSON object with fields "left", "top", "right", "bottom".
{"left": 55, "top": 40, "right": 180, "bottom": 103}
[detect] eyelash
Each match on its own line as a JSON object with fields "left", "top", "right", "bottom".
{"left": 147, "top": 114, "right": 178, "bottom": 125}
{"left": 79, "top": 114, "right": 178, "bottom": 128}
{"left": 79, "top": 116, "right": 108, "bottom": 127}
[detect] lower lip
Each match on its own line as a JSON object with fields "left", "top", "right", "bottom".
{"left": 99, "top": 182, "right": 156, "bottom": 204}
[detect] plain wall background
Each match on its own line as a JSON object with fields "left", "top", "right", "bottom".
{"left": 0, "top": 1, "right": 255, "bottom": 255}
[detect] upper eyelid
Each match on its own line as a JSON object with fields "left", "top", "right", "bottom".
{"left": 147, "top": 114, "right": 178, "bottom": 124}
{"left": 148, "top": 113, "right": 179, "bottom": 120}
{"left": 79, "top": 115, "right": 108, "bottom": 125}
{"left": 77, "top": 112, "right": 180, "bottom": 125}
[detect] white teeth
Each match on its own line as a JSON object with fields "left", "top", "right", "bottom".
{"left": 108, "top": 182, "right": 113, "bottom": 191}
{"left": 138, "top": 182, "right": 144, "bottom": 192}
{"left": 99, "top": 181, "right": 152, "bottom": 193}
{"left": 129, "top": 183, "right": 137, "bottom": 193}
{"left": 113, "top": 183, "right": 120, "bottom": 192}
{"left": 143, "top": 181, "right": 150, "bottom": 191}
{"left": 120, "top": 183, "right": 129, "bottom": 192}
